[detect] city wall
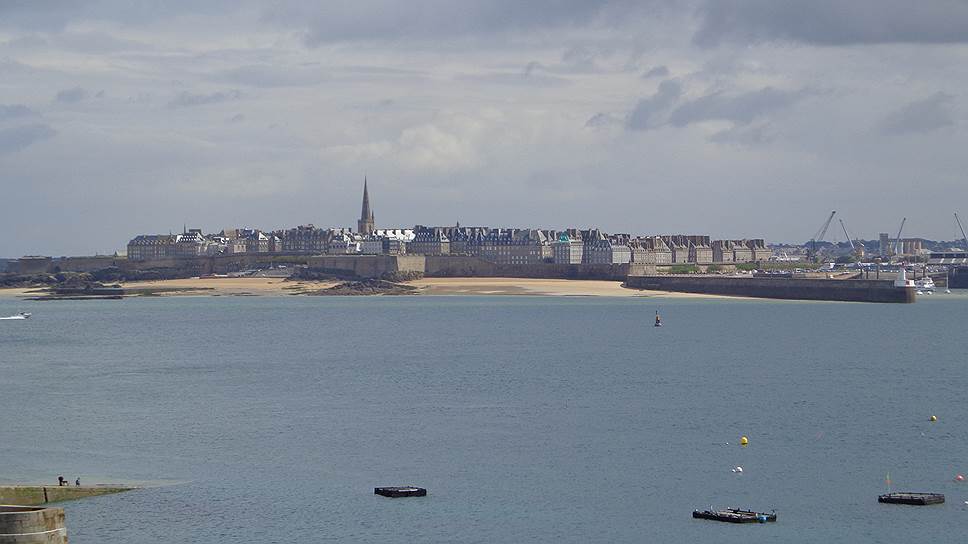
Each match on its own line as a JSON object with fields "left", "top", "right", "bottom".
{"left": 424, "top": 256, "right": 655, "bottom": 280}
{"left": 12, "top": 254, "right": 653, "bottom": 281}
{"left": 625, "top": 275, "right": 915, "bottom": 303}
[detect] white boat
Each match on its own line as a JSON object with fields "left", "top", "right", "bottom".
{"left": 0, "top": 312, "right": 31, "bottom": 320}
{"left": 915, "top": 277, "right": 936, "bottom": 293}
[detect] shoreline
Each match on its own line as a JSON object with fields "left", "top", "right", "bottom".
{"left": 0, "top": 277, "right": 741, "bottom": 299}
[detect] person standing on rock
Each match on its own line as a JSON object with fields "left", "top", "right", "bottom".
{"left": 75, "top": 478, "right": 80, "bottom": 486}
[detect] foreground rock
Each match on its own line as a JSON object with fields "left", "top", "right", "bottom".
{"left": 305, "top": 279, "right": 417, "bottom": 296}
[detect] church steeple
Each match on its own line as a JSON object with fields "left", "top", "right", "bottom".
{"left": 358, "top": 176, "right": 376, "bottom": 235}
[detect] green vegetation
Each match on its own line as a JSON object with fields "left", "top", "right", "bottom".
{"left": 666, "top": 264, "right": 699, "bottom": 274}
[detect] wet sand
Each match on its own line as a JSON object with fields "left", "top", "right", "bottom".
{"left": 1, "top": 277, "right": 738, "bottom": 299}
{"left": 407, "top": 277, "right": 733, "bottom": 298}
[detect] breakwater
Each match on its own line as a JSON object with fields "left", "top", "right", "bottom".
{"left": 0, "top": 506, "right": 66, "bottom": 544}
{"left": 624, "top": 275, "right": 915, "bottom": 303}
{"left": 0, "top": 486, "right": 133, "bottom": 506}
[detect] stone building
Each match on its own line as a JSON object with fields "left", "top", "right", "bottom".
{"left": 685, "top": 235, "right": 713, "bottom": 264}
{"left": 173, "top": 229, "right": 212, "bottom": 258}
{"left": 746, "top": 239, "right": 771, "bottom": 261}
{"left": 553, "top": 233, "right": 583, "bottom": 264}
{"left": 583, "top": 237, "right": 631, "bottom": 265}
{"left": 466, "top": 228, "right": 549, "bottom": 265}
{"left": 711, "top": 240, "right": 735, "bottom": 263}
{"left": 360, "top": 236, "right": 384, "bottom": 255}
{"left": 731, "top": 240, "right": 754, "bottom": 263}
{"left": 127, "top": 234, "right": 176, "bottom": 261}
{"left": 661, "top": 236, "right": 690, "bottom": 264}
{"left": 409, "top": 226, "right": 451, "bottom": 255}
{"left": 279, "top": 225, "right": 328, "bottom": 253}
{"left": 630, "top": 236, "right": 672, "bottom": 265}
{"left": 244, "top": 230, "right": 269, "bottom": 253}
{"left": 327, "top": 231, "right": 362, "bottom": 254}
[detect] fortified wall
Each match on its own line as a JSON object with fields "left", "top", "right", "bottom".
{"left": 625, "top": 275, "right": 915, "bottom": 303}
{"left": 424, "top": 256, "right": 655, "bottom": 280}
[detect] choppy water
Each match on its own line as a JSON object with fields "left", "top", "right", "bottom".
{"left": 2, "top": 293, "right": 967, "bottom": 543}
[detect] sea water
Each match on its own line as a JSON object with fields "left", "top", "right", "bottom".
{"left": 1, "top": 293, "right": 967, "bottom": 543}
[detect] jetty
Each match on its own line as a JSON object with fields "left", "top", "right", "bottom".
{"left": 374, "top": 486, "right": 427, "bottom": 498}
{"left": 693, "top": 508, "right": 776, "bottom": 523}
{"left": 0, "top": 485, "right": 134, "bottom": 506}
{"left": 878, "top": 492, "right": 945, "bottom": 505}
{"left": 625, "top": 275, "right": 915, "bottom": 303}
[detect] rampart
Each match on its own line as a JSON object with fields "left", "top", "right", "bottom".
{"left": 424, "top": 256, "right": 655, "bottom": 280}
{"left": 625, "top": 275, "right": 915, "bottom": 303}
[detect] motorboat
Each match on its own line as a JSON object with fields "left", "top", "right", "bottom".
{"left": 0, "top": 312, "right": 31, "bottom": 320}
{"left": 915, "top": 277, "right": 936, "bottom": 293}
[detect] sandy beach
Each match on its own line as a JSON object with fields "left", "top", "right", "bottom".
{"left": 406, "top": 277, "right": 730, "bottom": 298}
{"left": 1, "top": 277, "right": 733, "bottom": 299}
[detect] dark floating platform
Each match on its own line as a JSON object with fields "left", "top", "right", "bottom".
{"left": 375, "top": 486, "right": 427, "bottom": 498}
{"left": 878, "top": 492, "right": 945, "bottom": 505}
{"left": 693, "top": 508, "right": 777, "bottom": 523}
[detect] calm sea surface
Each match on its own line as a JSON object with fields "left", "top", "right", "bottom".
{"left": 2, "top": 293, "right": 967, "bottom": 543}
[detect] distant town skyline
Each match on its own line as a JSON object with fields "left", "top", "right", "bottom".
{"left": 1, "top": 1, "right": 968, "bottom": 256}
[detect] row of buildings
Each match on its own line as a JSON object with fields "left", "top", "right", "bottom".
{"left": 127, "top": 180, "right": 771, "bottom": 265}
{"left": 127, "top": 225, "right": 770, "bottom": 266}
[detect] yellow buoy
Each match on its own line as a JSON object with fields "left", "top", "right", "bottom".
{"left": 740, "top": 436, "right": 749, "bottom": 446}
{"left": 930, "top": 415, "right": 937, "bottom": 422}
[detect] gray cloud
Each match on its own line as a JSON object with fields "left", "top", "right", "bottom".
{"left": 879, "top": 92, "right": 956, "bottom": 134}
{"left": 265, "top": 0, "right": 650, "bottom": 45}
{"left": 55, "top": 86, "right": 88, "bottom": 103}
{"left": 168, "top": 90, "right": 242, "bottom": 108}
{"left": 626, "top": 79, "right": 682, "bottom": 130}
{"left": 217, "top": 65, "right": 328, "bottom": 88}
{"left": 668, "top": 87, "right": 810, "bottom": 127}
{"left": 0, "top": 124, "right": 56, "bottom": 155}
{"left": 643, "top": 65, "right": 669, "bottom": 79}
{"left": 0, "top": 104, "right": 36, "bottom": 121}
{"left": 694, "top": 0, "right": 968, "bottom": 46}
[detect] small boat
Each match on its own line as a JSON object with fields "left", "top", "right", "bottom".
{"left": 878, "top": 492, "right": 944, "bottom": 505}
{"left": 0, "top": 312, "right": 31, "bottom": 320}
{"left": 693, "top": 508, "right": 776, "bottom": 523}
{"left": 374, "top": 486, "right": 427, "bottom": 498}
{"left": 654, "top": 310, "right": 662, "bottom": 327}
{"left": 915, "top": 277, "right": 936, "bottom": 293}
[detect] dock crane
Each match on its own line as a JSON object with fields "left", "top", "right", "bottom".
{"left": 809, "top": 210, "right": 836, "bottom": 260}
{"left": 956, "top": 213, "right": 968, "bottom": 251}
{"left": 839, "top": 218, "right": 863, "bottom": 259}
{"left": 891, "top": 217, "right": 906, "bottom": 258}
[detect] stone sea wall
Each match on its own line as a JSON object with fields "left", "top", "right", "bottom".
{"left": 625, "top": 275, "right": 915, "bottom": 303}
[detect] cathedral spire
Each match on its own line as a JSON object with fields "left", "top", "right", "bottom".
{"left": 358, "top": 176, "right": 376, "bottom": 235}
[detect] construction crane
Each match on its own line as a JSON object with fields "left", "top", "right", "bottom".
{"left": 809, "top": 211, "right": 836, "bottom": 260}
{"left": 892, "top": 217, "right": 906, "bottom": 258}
{"left": 956, "top": 213, "right": 968, "bottom": 251}
{"left": 839, "top": 219, "right": 863, "bottom": 259}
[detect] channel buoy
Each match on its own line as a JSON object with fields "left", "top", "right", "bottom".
{"left": 956, "top": 474, "right": 965, "bottom": 482}
{"left": 740, "top": 436, "right": 749, "bottom": 446}
{"left": 930, "top": 415, "right": 938, "bottom": 422}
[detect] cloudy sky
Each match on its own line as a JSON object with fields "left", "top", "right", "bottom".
{"left": 1, "top": 1, "right": 967, "bottom": 256}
